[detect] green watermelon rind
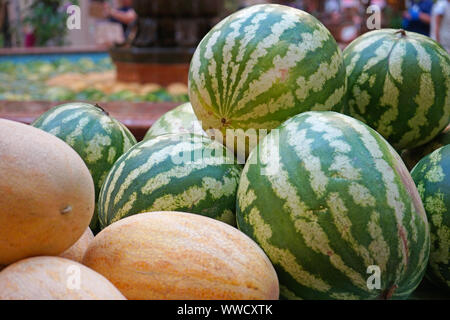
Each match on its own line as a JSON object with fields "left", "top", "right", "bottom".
{"left": 343, "top": 29, "right": 450, "bottom": 151}
{"left": 411, "top": 145, "right": 450, "bottom": 291}
{"left": 236, "top": 111, "right": 430, "bottom": 300}
{"left": 98, "top": 133, "right": 242, "bottom": 229}
{"left": 32, "top": 102, "right": 137, "bottom": 232}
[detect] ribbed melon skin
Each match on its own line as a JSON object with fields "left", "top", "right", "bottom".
{"left": 189, "top": 4, "right": 346, "bottom": 156}
{"left": 411, "top": 145, "right": 450, "bottom": 290}
{"left": 143, "top": 103, "right": 206, "bottom": 140}
{"left": 236, "top": 111, "right": 430, "bottom": 300}
{"left": 32, "top": 103, "right": 137, "bottom": 232}
{"left": 344, "top": 29, "right": 450, "bottom": 151}
{"left": 98, "top": 134, "right": 242, "bottom": 228}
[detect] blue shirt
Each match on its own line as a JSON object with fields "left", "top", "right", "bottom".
{"left": 405, "top": 0, "right": 434, "bottom": 35}
{"left": 109, "top": 6, "right": 133, "bottom": 33}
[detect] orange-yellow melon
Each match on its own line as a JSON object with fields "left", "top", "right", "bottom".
{"left": 0, "top": 256, "right": 126, "bottom": 300}
{"left": 60, "top": 228, "right": 94, "bottom": 263}
{"left": 0, "top": 119, "right": 95, "bottom": 265}
{"left": 83, "top": 211, "right": 279, "bottom": 300}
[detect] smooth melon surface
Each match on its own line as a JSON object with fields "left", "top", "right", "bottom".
{"left": 0, "top": 256, "right": 126, "bottom": 300}
{"left": 60, "top": 228, "right": 94, "bottom": 263}
{"left": 83, "top": 211, "right": 279, "bottom": 300}
{"left": 0, "top": 119, "right": 95, "bottom": 265}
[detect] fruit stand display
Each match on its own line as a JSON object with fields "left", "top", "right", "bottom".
{"left": 0, "top": 3, "right": 450, "bottom": 301}
{"left": 0, "top": 57, "right": 189, "bottom": 103}
{"left": 109, "top": 0, "right": 225, "bottom": 85}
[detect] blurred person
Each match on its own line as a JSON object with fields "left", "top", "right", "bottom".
{"left": 433, "top": 0, "right": 450, "bottom": 51}
{"left": 104, "top": 0, "right": 137, "bottom": 37}
{"left": 371, "top": 0, "right": 386, "bottom": 10}
{"left": 342, "top": 0, "right": 362, "bottom": 25}
{"left": 402, "top": 0, "right": 433, "bottom": 36}
{"left": 324, "top": 0, "right": 340, "bottom": 24}
{"left": 325, "top": 0, "right": 340, "bottom": 13}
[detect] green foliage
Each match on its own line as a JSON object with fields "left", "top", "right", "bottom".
{"left": 23, "top": 0, "right": 79, "bottom": 46}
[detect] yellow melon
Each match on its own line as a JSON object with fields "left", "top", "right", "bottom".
{"left": 60, "top": 228, "right": 94, "bottom": 263}
{"left": 82, "top": 211, "right": 279, "bottom": 300}
{"left": 0, "top": 256, "right": 126, "bottom": 300}
{"left": 0, "top": 119, "right": 95, "bottom": 265}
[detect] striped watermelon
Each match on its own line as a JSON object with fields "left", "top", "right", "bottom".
{"left": 189, "top": 4, "right": 347, "bottom": 158}
{"left": 344, "top": 29, "right": 450, "bottom": 151}
{"left": 98, "top": 133, "right": 242, "bottom": 228}
{"left": 402, "top": 124, "right": 450, "bottom": 170}
{"left": 32, "top": 103, "right": 137, "bottom": 232}
{"left": 411, "top": 145, "right": 450, "bottom": 290}
{"left": 143, "top": 102, "right": 206, "bottom": 140}
{"left": 236, "top": 111, "right": 430, "bottom": 300}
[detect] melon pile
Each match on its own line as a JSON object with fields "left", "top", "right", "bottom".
{"left": 1, "top": 4, "right": 449, "bottom": 300}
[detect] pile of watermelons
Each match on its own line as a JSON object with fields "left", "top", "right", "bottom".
{"left": 0, "top": 4, "right": 449, "bottom": 300}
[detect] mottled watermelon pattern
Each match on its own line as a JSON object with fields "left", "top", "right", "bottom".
{"left": 236, "top": 111, "right": 430, "bottom": 300}
{"left": 32, "top": 102, "right": 137, "bottom": 231}
{"left": 344, "top": 29, "right": 450, "bottom": 151}
{"left": 402, "top": 124, "right": 450, "bottom": 170}
{"left": 189, "top": 4, "right": 347, "bottom": 157}
{"left": 143, "top": 103, "right": 206, "bottom": 140}
{"left": 411, "top": 145, "right": 450, "bottom": 290}
{"left": 98, "top": 134, "right": 242, "bottom": 228}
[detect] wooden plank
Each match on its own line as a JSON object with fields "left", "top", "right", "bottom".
{"left": 0, "top": 100, "right": 179, "bottom": 141}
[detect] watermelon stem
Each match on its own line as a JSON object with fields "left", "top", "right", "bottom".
{"left": 395, "top": 29, "right": 407, "bottom": 38}
{"left": 94, "top": 103, "right": 109, "bottom": 116}
{"left": 379, "top": 284, "right": 398, "bottom": 299}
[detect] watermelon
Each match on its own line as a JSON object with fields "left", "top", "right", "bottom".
{"left": 98, "top": 133, "right": 242, "bottom": 228}
{"left": 344, "top": 29, "right": 450, "bottom": 151}
{"left": 236, "top": 111, "right": 430, "bottom": 300}
{"left": 32, "top": 102, "right": 137, "bottom": 232}
{"left": 188, "top": 4, "right": 347, "bottom": 159}
{"left": 402, "top": 124, "right": 450, "bottom": 170}
{"left": 143, "top": 102, "right": 206, "bottom": 140}
{"left": 411, "top": 145, "right": 450, "bottom": 290}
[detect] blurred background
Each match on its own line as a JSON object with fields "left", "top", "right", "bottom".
{"left": 0, "top": 0, "right": 447, "bottom": 105}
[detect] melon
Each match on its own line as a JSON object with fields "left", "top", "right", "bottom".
{"left": 189, "top": 4, "right": 347, "bottom": 158}
{"left": 83, "top": 211, "right": 279, "bottom": 300}
{"left": 236, "top": 111, "right": 430, "bottom": 299}
{"left": 143, "top": 102, "right": 206, "bottom": 140}
{"left": 0, "top": 119, "right": 95, "bottom": 265}
{"left": 411, "top": 145, "right": 450, "bottom": 290}
{"left": 0, "top": 256, "right": 126, "bottom": 300}
{"left": 402, "top": 124, "right": 450, "bottom": 170}
{"left": 98, "top": 133, "right": 242, "bottom": 228}
{"left": 60, "top": 228, "right": 94, "bottom": 263}
{"left": 344, "top": 29, "right": 450, "bottom": 151}
{"left": 32, "top": 102, "right": 137, "bottom": 232}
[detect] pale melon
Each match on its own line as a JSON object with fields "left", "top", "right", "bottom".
{"left": 60, "top": 228, "right": 94, "bottom": 263}
{"left": 83, "top": 211, "right": 279, "bottom": 300}
{"left": 0, "top": 256, "right": 125, "bottom": 300}
{"left": 0, "top": 119, "right": 95, "bottom": 265}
